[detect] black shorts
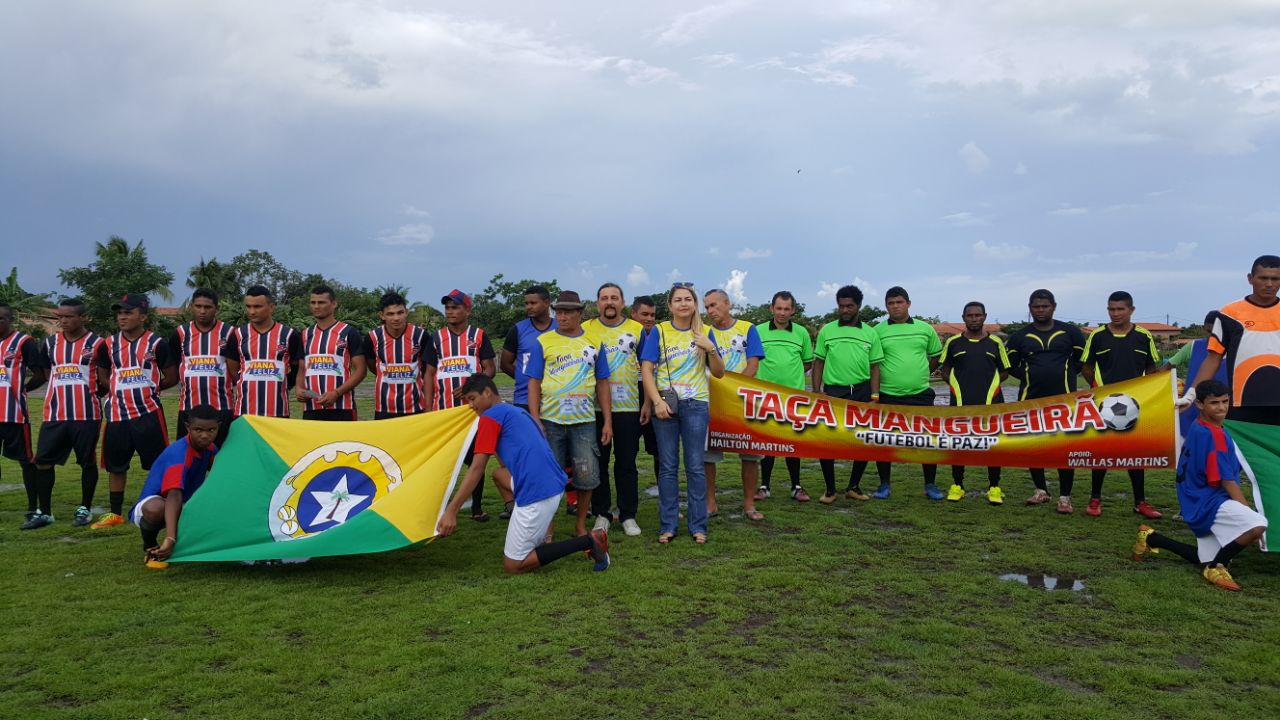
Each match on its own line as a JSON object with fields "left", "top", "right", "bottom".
{"left": 0, "top": 422, "right": 33, "bottom": 463}
{"left": 177, "top": 408, "right": 233, "bottom": 450}
{"left": 879, "top": 388, "right": 937, "bottom": 407}
{"left": 373, "top": 410, "right": 420, "bottom": 420}
{"left": 1227, "top": 406, "right": 1280, "bottom": 426}
{"left": 824, "top": 381, "right": 872, "bottom": 402}
{"left": 34, "top": 419, "right": 100, "bottom": 467}
{"left": 303, "top": 408, "right": 358, "bottom": 421}
{"left": 102, "top": 410, "right": 169, "bottom": 473}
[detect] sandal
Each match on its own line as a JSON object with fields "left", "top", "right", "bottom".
{"left": 471, "top": 512, "right": 490, "bottom": 522}
{"left": 658, "top": 533, "right": 676, "bottom": 544}
{"left": 692, "top": 533, "right": 707, "bottom": 545}
{"left": 744, "top": 509, "right": 765, "bottom": 521}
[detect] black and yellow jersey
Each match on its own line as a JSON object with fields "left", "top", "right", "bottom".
{"left": 941, "top": 333, "right": 1010, "bottom": 405}
{"left": 1081, "top": 325, "right": 1160, "bottom": 384}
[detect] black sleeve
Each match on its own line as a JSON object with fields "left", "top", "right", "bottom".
{"left": 96, "top": 339, "right": 112, "bottom": 369}
{"left": 168, "top": 331, "right": 183, "bottom": 361}
{"left": 362, "top": 331, "right": 377, "bottom": 361}
{"left": 344, "top": 326, "right": 363, "bottom": 357}
{"left": 286, "top": 329, "right": 303, "bottom": 364}
{"left": 154, "top": 338, "right": 176, "bottom": 369}
{"left": 24, "top": 338, "right": 49, "bottom": 370}
{"left": 477, "top": 332, "right": 495, "bottom": 361}
{"left": 503, "top": 326, "right": 518, "bottom": 354}
{"left": 423, "top": 333, "right": 440, "bottom": 367}
{"left": 1005, "top": 333, "right": 1024, "bottom": 380}
{"left": 221, "top": 331, "right": 240, "bottom": 362}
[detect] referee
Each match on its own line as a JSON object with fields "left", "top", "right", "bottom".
{"left": 939, "top": 301, "right": 1009, "bottom": 505}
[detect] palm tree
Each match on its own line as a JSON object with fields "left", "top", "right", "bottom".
{"left": 186, "top": 257, "right": 239, "bottom": 301}
{"left": 0, "top": 267, "right": 54, "bottom": 314}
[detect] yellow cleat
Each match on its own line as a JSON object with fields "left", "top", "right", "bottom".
{"left": 1132, "top": 524, "right": 1160, "bottom": 561}
{"left": 89, "top": 512, "right": 124, "bottom": 529}
{"left": 144, "top": 559, "right": 170, "bottom": 570}
{"left": 1202, "top": 564, "right": 1240, "bottom": 591}
{"left": 946, "top": 484, "right": 965, "bottom": 502}
{"left": 986, "top": 487, "right": 1005, "bottom": 505}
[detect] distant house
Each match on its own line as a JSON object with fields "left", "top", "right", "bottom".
{"left": 1079, "top": 322, "right": 1181, "bottom": 344}
{"left": 931, "top": 323, "right": 1006, "bottom": 341}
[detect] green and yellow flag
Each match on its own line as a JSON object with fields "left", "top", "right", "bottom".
{"left": 170, "top": 408, "right": 477, "bottom": 562}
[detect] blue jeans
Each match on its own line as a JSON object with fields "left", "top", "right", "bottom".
{"left": 653, "top": 399, "right": 709, "bottom": 537}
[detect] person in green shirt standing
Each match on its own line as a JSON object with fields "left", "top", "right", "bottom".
{"left": 754, "top": 291, "right": 813, "bottom": 503}
{"left": 811, "top": 285, "right": 884, "bottom": 503}
{"left": 873, "top": 286, "right": 945, "bottom": 500}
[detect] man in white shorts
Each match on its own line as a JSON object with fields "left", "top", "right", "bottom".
{"left": 438, "top": 374, "right": 609, "bottom": 574}
{"left": 1132, "top": 380, "right": 1268, "bottom": 591}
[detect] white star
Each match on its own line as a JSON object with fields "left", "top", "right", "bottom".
{"left": 309, "top": 474, "right": 370, "bottom": 527}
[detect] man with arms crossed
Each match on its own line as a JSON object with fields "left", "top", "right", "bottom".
{"left": 703, "top": 288, "right": 766, "bottom": 518}
{"left": 364, "top": 292, "right": 432, "bottom": 419}
{"left": 755, "top": 291, "right": 811, "bottom": 507}
{"left": 223, "top": 286, "right": 302, "bottom": 419}
{"left": 295, "top": 284, "right": 367, "bottom": 420}
{"left": 439, "top": 374, "right": 609, "bottom": 574}
{"left": 939, "top": 301, "right": 1009, "bottom": 505}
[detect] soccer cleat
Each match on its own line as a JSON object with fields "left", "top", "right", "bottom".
{"left": 145, "top": 559, "right": 171, "bottom": 570}
{"left": 754, "top": 486, "right": 771, "bottom": 501}
{"left": 90, "top": 512, "right": 125, "bottom": 529}
{"left": 1056, "top": 497, "right": 1074, "bottom": 514}
{"left": 1202, "top": 564, "right": 1240, "bottom": 591}
{"left": 818, "top": 492, "right": 838, "bottom": 505}
{"left": 986, "top": 486, "right": 1004, "bottom": 505}
{"left": 791, "top": 486, "right": 811, "bottom": 503}
{"left": 1132, "top": 524, "right": 1160, "bottom": 560}
{"left": 946, "top": 484, "right": 965, "bottom": 502}
{"left": 872, "top": 484, "right": 892, "bottom": 500}
{"left": 622, "top": 519, "right": 642, "bottom": 537}
{"left": 1026, "top": 489, "right": 1051, "bottom": 505}
{"left": 588, "top": 528, "right": 610, "bottom": 571}
{"left": 20, "top": 513, "right": 54, "bottom": 530}
{"left": 1134, "top": 501, "right": 1163, "bottom": 519}
{"left": 924, "top": 484, "right": 945, "bottom": 501}
{"left": 72, "top": 506, "right": 92, "bottom": 526}
{"left": 1086, "top": 498, "right": 1102, "bottom": 516}
{"left": 593, "top": 515, "right": 611, "bottom": 532}
{"left": 845, "top": 488, "right": 870, "bottom": 501}
{"left": 499, "top": 501, "right": 514, "bottom": 520}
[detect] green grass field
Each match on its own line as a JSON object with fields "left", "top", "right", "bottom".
{"left": 2, "top": 392, "right": 1278, "bottom": 720}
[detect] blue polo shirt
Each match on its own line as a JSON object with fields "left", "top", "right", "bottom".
{"left": 133, "top": 438, "right": 218, "bottom": 513}
{"left": 474, "top": 403, "right": 566, "bottom": 506}
{"left": 1176, "top": 419, "right": 1241, "bottom": 536}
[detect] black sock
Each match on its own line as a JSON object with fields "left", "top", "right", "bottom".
{"left": 80, "top": 465, "right": 99, "bottom": 508}
{"left": 139, "top": 518, "right": 161, "bottom": 551}
{"left": 819, "top": 459, "right": 836, "bottom": 494}
{"left": 1129, "top": 470, "right": 1146, "bottom": 504}
{"left": 847, "top": 460, "right": 867, "bottom": 491}
{"left": 22, "top": 463, "right": 38, "bottom": 513}
{"left": 1146, "top": 532, "right": 1201, "bottom": 565}
{"left": 986, "top": 466, "right": 1000, "bottom": 488}
{"left": 876, "top": 461, "right": 891, "bottom": 485}
{"left": 110, "top": 490, "right": 124, "bottom": 516}
{"left": 36, "top": 467, "right": 55, "bottom": 516}
{"left": 922, "top": 464, "right": 937, "bottom": 485}
{"left": 533, "top": 535, "right": 592, "bottom": 567}
{"left": 1091, "top": 470, "right": 1105, "bottom": 499}
{"left": 760, "top": 456, "right": 774, "bottom": 489}
{"left": 470, "top": 479, "right": 485, "bottom": 516}
{"left": 785, "top": 457, "right": 801, "bottom": 486}
{"left": 1058, "top": 470, "right": 1075, "bottom": 497}
{"left": 951, "top": 465, "right": 965, "bottom": 488}
{"left": 1030, "top": 468, "right": 1048, "bottom": 491}
{"left": 1213, "top": 541, "right": 1249, "bottom": 567}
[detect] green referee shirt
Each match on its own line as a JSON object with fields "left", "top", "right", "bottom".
{"left": 814, "top": 320, "right": 883, "bottom": 386}
{"left": 755, "top": 320, "right": 813, "bottom": 389}
{"left": 874, "top": 318, "right": 943, "bottom": 396}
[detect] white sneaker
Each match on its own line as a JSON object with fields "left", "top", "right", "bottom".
{"left": 622, "top": 519, "right": 642, "bottom": 536}
{"left": 593, "top": 516, "right": 611, "bottom": 532}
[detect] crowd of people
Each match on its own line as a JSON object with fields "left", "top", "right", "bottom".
{"left": 0, "top": 254, "right": 1274, "bottom": 587}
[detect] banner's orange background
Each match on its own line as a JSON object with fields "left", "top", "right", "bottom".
{"left": 708, "top": 372, "right": 1178, "bottom": 470}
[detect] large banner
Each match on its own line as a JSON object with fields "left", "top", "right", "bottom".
{"left": 708, "top": 371, "right": 1178, "bottom": 470}
{"left": 1223, "top": 421, "right": 1278, "bottom": 552}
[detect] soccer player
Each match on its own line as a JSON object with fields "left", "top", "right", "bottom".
{"left": 32, "top": 298, "right": 101, "bottom": 527}
{"left": 92, "top": 294, "right": 178, "bottom": 529}
{"left": 0, "top": 305, "right": 50, "bottom": 528}
{"left": 526, "top": 291, "right": 612, "bottom": 537}
{"left": 583, "top": 283, "right": 645, "bottom": 535}
{"left": 223, "top": 286, "right": 302, "bottom": 419}
{"left": 1082, "top": 291, "right": 1163, "bottom": 518}
{"left": 501, "top": 285, "right": 557, "bottom": 413}
{"left": 1133, "top": 380, "right": 1268, "bottom": 591}
{"left": 295, "top": 284, "right": 366, "bottom": 420}
{"left": 631, "top": 296, "right": 659, "bottom": 486}
{"left": 131, "top": 404, "right": 221, "bottom": 569}
{"left": 812, "top": 286, "right": 882, "bottom": 502}
{"left": 939, "top": 301, "right": 1009, "bottom": 505}
{"left": 1006, "top": 289, "right": 1086, "bottom": 512}
{"left": 440, "top": 374, "right": 610, "bottom": 574}
{"left": 755, "top": 291, "right": 811, "bottom": 506}
{"left": 703, "top": 289, "right": 766, "bottom": 517}
{"left": 1181, "top": 255, "right": 1280, "bottom": 425}
{"left": 364, "top": 292, "right": 432, "bottom": 419}
{"left": 170, "top": 288, "right": 235, "bottom": 448}
{"left": 873, "top": 286, "right": 945, "bottom": 500}
{"left": 426, "top": 289, "right": 502, "bottom": 521}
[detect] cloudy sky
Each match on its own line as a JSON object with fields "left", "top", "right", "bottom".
{"left": 3, "top": 1, "right": 1279, "bottom": 324}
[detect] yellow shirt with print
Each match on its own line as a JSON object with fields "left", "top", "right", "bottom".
{"left": 583, "top": 317, "right": 643, "bottom": 413}
{"left": 533, "top": 331, "right": 604, "bottom": 425}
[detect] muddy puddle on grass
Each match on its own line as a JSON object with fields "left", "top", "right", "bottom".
{"left": 999, "top": 573, "right": 1085, "bottom": 592}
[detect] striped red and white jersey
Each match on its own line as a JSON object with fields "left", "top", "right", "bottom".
{"left": 41, "top": 331, "right": 103, "bottom": 422}
{"left": 96, "top": 331, "right": 172, "bottom": 422}
{"left": 299, "top": 321, "right": 363, "bottom": 413}
{"left": 428, "top": 326, "right": 494, "bottom": 410}
{"left": 172, "top": 321, "right": 234, "bottom": 412}
{"left": 0, "top": 331, "right": 43, "bottom": 424}
{"left": 363, "top": 324, "right": 429, "bottom": 415}
{"left": 224, "top": 323, "right": 301, "bottom": 418}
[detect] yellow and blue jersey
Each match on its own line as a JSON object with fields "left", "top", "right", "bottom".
{"left": 526, "top": 330, "right": 609, "bottom": 425}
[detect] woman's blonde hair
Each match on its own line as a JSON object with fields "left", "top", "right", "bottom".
{"left": 667, "top": 284, "right": 705, "bottom": 361}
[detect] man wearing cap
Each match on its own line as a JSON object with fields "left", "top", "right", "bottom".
{"left": 295, "top": 284, "right": 367, "bottom": 420}
{"left": 91, "top": 294, "right": 178, "bottom": 529}
{"left": 426, "top": 289, "right": 506, "bottom": 521}
{"left": 526, "top": 291, "right": 612, "bottom": 537}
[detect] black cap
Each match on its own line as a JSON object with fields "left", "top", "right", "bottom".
{"left": 111, "top": 293, "right": 151, "bottom": 312}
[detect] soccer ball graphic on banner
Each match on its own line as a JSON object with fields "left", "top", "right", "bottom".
{"left": 1098, "top": 393, "right": 1140, "bottom": 431}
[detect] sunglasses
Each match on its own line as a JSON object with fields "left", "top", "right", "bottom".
{"left": 671, "top": 282, "right": 695, "bottom": 289}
